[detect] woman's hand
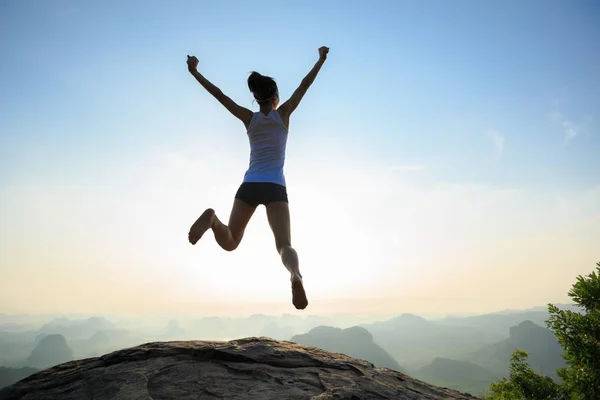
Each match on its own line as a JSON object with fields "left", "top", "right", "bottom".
{"left": 318, "top": 46, "right": 329, "bottom": 61}
{"left": 187, "top": 55, "right": 199, "bottom": 72}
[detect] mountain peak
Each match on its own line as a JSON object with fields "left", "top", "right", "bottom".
{"left": 392, "top": 313, "right": 431, "bottom": 324}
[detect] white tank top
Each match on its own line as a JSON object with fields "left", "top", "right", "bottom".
{"left": 243, "top": 110, "right": 288, "bottom": 187}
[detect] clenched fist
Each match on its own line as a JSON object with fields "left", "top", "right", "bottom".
{"left": 318, "top": 46, "right": 329, "bottom": 61}
{"left": 187, "top": 55, "right": 199, "bottom": 72}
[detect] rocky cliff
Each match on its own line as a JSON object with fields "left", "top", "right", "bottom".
{"left": 0, "top": 337, "right": 480, "bottom": 400}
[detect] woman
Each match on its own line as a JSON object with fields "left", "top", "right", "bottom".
{"left": 186, "top": 46, "right": 329, "bottom": 310}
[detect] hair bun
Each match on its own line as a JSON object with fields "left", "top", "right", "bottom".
{"left": 247, "top": 71, "right": 263, "bottom": 93}
{"left": 248, "top": 71, "right": 278, "bottom": 103}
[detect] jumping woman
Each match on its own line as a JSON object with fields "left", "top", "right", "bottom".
{"left": 186, "top": 46, "right": 329, "bottom": 310}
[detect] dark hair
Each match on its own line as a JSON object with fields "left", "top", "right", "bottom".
{"left": 248, "top": 71, "right": 278, "bottom": 104}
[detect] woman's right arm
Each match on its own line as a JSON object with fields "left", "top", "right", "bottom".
{"left": 187, "top": 55, "right": 253, "bottom": 128}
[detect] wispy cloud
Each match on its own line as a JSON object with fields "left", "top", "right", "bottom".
{"left": 562, "top": 121, "right": 580, "bottom": 142}
{"left": 485, "top": 129, "right": 505, "bottom": 158}
{"left": 548, "top": 103, "right": 594, "bottom": 144}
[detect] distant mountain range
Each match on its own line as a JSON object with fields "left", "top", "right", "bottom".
{"left": 463, "top": 320, "right": 565, "bottom": 380}
{"left": 0, "top": 305, "right": 575, "bottom": 394}
{"left": 361, "top": 313, "right": 489, "bottom": 370}
{"left": 289, "top": 316, "right": 565, "bottom": 397}
{"left": 439, "top": 308, "right": 552, "bottom": 332}
{"left": 39, "top": 317, "right": 115, "bottom": 340}
{"left": 291, "top": 326, "right": 406, "bottom": 373}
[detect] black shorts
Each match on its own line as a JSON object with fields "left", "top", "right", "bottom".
{"left": 235, "top": 182, "right": 288, "bottom": 207}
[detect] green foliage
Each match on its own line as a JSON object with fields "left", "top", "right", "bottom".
{"left": 546, "top": 263, "right": 600, "bottom": 400}
{"left": 485, "top": 350, "right": 562, "bottom": 399}
{"left": 487, "top": 262, "right": 600, "bottom": 400}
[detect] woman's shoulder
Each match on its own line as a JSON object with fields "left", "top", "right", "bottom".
{"left": 273, "top": 109, "right": 290, "bottom": 130}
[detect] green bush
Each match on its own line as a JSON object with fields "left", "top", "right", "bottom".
{"left": 485, "top": 349, "right": 561, "bottom": 399}
{"left": 486, "top": 262, "right": 600, "bottom": 400}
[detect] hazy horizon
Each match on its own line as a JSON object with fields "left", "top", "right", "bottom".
{"left": 0, "top": 302, "right": 577, "bottom": 396}
{"left": 0, "top": 298, "right": 582, "bottom": 321}
{"left": 1, "top": 1, "right": 599, "bottom": 317}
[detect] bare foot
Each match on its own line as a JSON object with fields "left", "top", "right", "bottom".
{"left": 291, "top": 274, "right": 308, "bottom": 310}
{"left": 188, "top": 208, "right": 215, "bottom": 245}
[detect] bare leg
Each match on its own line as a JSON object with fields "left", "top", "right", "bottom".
{"left": 266, "top": 201, "right": 308, "bottom": 310}
{"left": 188, "top": 199, "right": 256, "bottom": 251}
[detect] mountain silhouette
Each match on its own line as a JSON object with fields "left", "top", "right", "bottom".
{"left": 437, "top": 311, "right": 550, "bottom": 342}
{"left": 38, "top": 317, "right": 114, "bottom": 340}
{"left": 26, "top": 334, "right": 73, "bottom": 369}
{"left": 466, "top": 320, "right": 565, "bottom": 380}
{"left": 291, "top": 325, "right": 406, "bottom": 372}
{"left": 362, "top": 313, "right": 487, "bottom": 370}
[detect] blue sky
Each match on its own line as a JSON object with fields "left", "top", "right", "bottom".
{"left": 2, "top": 0, "right": 598, "bottom": 188}
{"left": 1, "top": 1, "right": 599, "bottom": 315}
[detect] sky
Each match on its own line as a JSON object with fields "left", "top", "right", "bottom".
{"left": 1, "top": 0, "right": 599, "bottom": 317}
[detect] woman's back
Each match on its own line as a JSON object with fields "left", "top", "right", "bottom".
{"left": 243, "top": 110, "right": 288, "bottom": 187}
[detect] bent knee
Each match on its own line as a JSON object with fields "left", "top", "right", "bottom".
{"left": 223, "top": 238, "right": 241, "bottom": 252}
{"left": 224, "top": 243, "right": 238, "bottom": 252}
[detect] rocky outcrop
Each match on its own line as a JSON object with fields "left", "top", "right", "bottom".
{"left": 0, "top": 337, "right": 480, "bottom": 400}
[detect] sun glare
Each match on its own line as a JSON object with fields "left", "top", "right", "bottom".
{"left": 166, "top": 184, "right": 381, "bottom": 305}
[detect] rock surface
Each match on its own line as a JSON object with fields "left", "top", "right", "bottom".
{"left": 0, "top": 337, "right": 480, "bottom": 400}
